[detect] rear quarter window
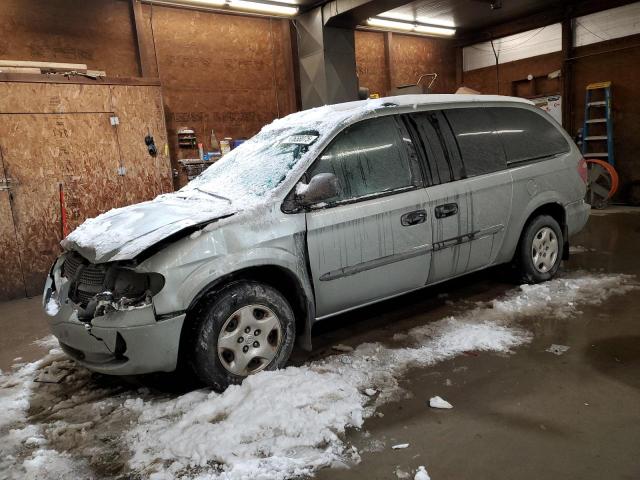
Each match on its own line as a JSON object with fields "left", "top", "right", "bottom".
{"left": 488, "top": 106, "right": 570, "bottom": 165}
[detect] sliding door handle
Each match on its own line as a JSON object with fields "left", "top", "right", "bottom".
{"left": 435, "top": 203, "right": 458, "bottom": 219}
{"left": 401, "top": 209, "right": 427, "bottom": 226}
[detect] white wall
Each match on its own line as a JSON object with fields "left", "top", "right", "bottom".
{"left": 574, "top": 2, "right": 640, "bottom": 47}
{"left": 463, "top": 24, "right": 562, "bottom": 72}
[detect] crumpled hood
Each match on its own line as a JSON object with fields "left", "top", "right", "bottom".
{"left": 62, "top": 193, "right": 236, "bottom": 263}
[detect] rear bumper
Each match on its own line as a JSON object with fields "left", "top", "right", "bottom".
{"left": 566, "top": 199, "right": 590, "bottom": 237}
{"left": 45, "top": 275, "right": 185, "bottom": 375}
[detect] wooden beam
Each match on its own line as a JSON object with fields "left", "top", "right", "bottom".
{"left": 383, "top": 31, "right": 394, "bottom": 94}
{"left": 455, "top": 46, "right": 463, "bottom": 88}
{"left": 131, "top": 0, "right": 153, "bottom": 77}
{"left": 561, "top": 12, "right": 573, "bottom": 131}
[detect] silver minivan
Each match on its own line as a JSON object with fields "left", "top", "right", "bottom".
{"left": 43, "top": 94, "right": 590, "bottom": 390}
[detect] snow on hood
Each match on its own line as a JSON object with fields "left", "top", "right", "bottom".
{"left": 61, "top": 194, "right": 236, "bottom": 263}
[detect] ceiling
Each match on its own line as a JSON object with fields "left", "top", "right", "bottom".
{"left": 373, "top": 0, "right": 563, "bottom": 31}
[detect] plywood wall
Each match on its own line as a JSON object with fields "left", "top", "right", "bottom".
{"left": 355, "top": 31, "right": 457, "bottom": 97}
{"left": 0, "top": 80, "right": 172, "bottom": 299}
{"left": 355, "top": 31, "right": 388, "bottom": 97}
{"left": 0, "top": 0, "right": 140, "bottom": 77}
{"left": 461, "top": 51, "right": 562, "bottom": 96}
{"left": 392, "top": 34, "right": 457, "bottom": 94}
{"left": 142, "top": 4, "right": 297, "bottom": 187}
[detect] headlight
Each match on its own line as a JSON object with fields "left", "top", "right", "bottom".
{"left": 111, "top": 269, "right": 165, "bottom": 301}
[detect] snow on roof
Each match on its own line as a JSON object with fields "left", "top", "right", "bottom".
{"left": 271, "top": 93, "right": 534, "bottom": 128}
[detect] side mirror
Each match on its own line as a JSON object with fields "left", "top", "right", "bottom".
{"left": 296, "top": 173, "right": 339, "bottom": 206}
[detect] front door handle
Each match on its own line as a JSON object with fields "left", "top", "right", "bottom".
{"left": 401, "top": 209, "right": 427, "bottom": 226}
{"left": 435, "top": 202, "right": 458, "bottom": 219}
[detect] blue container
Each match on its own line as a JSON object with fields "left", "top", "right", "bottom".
{"left": 232, "top": 139, "right": 246, "bottom": 149}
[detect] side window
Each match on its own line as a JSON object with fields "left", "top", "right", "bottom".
{"left": 444, "top": 108, "right": 508, "bottom": 177}
{"left": 307, "top": 116, "right": 418, "bottom": 204}
{"left": 489, "top": 107, "right": 570, "bottom": 164}
{"left": 406, "top": 111, "right": 465, "bottom": 185}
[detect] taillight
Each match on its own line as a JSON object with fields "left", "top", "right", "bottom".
{"left": 577, "top": 157, "right": 588, "bottom": 184}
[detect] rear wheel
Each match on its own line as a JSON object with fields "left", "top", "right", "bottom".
{"left": 188, "top": 281, "right": 295, "bottom": 391}
{"left": 515, "top": 215, "right": 563, "bottom": 284}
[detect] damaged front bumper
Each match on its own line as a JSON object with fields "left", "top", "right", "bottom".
{"left": 43, "top": 257, "right": 185, "bottom": 375}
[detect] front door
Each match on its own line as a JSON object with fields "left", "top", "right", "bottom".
{"left": 304, "top": 116, "right": 432, "bottom": 318}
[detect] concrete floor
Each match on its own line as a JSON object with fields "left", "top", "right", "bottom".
{"left": 1, "top": 208, "right": 639, "bottom": 479}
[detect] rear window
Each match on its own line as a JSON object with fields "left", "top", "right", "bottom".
{"left": 444, "top": 108, "right": 507, "bottom": 177}
{"left": 488, "top": 107, "right": 570, "bottom": 164}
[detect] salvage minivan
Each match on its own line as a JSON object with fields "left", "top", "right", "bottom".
{"left": 44, "top": 94, "right": 590, "bottom": 390}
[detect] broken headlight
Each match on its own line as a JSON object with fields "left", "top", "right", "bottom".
{"left": 89, "top": 268, "right": 165, "bottom": 317}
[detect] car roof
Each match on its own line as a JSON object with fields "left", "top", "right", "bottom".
{"left": 268, "top": 94, "right": 535, "bottom": 134}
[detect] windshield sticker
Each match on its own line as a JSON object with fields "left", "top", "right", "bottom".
{"left": 281, "top": 134, "right": 319, "bottom": 146}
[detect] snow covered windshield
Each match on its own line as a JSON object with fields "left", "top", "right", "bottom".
{"left": 182, "top": 126, "right": 321, "bottom": 203}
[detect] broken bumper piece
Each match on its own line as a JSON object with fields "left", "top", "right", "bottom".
{"left": 47, "top": 300, "right": 185, "bottom": 375}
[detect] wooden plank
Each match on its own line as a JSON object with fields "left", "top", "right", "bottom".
{"left": 130, "top": 0, "right": 153, "bottom": 77}
{"left": 0, "top": 73, "right": 161, "bottom": 86}
{"left": 0, "top": 60, "right": 88, "bottom": 72}
{"left": 0, "top": 67, "right": 41, "bottom": 74}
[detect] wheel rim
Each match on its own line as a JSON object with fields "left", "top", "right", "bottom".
{"left": 217, "top": 304, "right": 282, "bottom": 377}
{"left": 531, "top": 227, "right": 558, "bottom": 273}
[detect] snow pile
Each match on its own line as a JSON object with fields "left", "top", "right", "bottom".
{"left": 1, "top": 273, "right": 636, "bottom": 480}
{"left": 429, "top": 396, "right": 453, "bottom": 409}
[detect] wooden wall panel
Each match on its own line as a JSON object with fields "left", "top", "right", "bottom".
{"left": 392, "top": 35, "right": 457, "bottom": 94}
{"left": 0, "top": 80, "right": 172, "bottom": 300}
{"left": 0, "top": 83, "right": 111, "bottom": 114}
{"left": 461, "top": 52, "right": 562, "bottom": 96}
{"left": 355, "top": 31, "right": 388, "bottom": 97}
{"left": 145, "top": 5, "right": 297, "bottom": 187}
{"left": 110, "top": 85, "right": 173, "bottom": 204}
{"left": 0, "top": 0, "right": 139, "bottom": 77}
{"left": 0, "top": 113, "right": 123, "bottom": 295}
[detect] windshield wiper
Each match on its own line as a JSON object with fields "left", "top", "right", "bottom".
{"left": 193, "top": 188, "right": 232, "bottom": 203}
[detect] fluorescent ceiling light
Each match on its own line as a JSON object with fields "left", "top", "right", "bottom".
{"left": 414, "top": 24, "right": 456, "bottom": 36}
{"left": 228, "top": 0, "right": 298, "bottom": 15}
{"left": 379, "top": 11, "right": 456, "bottom": 28}
{"left": 178, "top": 0, "right": 226, "bottom": 6}
{"left": 367, "top": 17, "right": 414, "bottom": 31}
{"left": 367, "top": 17, "right": 456, "bottom": 36}
{"left": 378, "top": 11, "right": 415, "bottom": 22}
{"left": 416, "top": 16, "right": 455, "bottom": 28}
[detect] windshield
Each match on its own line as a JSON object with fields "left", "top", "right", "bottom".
{"left": 182, "top": 125, "right": 321, "bottom": 204}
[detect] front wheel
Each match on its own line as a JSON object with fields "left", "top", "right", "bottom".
{"left": 188, "top": 281, "right": 295, "bottom": 391}
{"left": 515, "top": 215, "right": 563, "bottom": 284}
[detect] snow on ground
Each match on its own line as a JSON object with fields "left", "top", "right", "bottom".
{"left": 0, "top": 272, "right": 637, "bottom": 480}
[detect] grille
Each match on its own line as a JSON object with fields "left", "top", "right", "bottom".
{"left": 63, "top": 253, "right": 107, "bottom": 306}
{"left": 62, "top": 253, "right": 82, "bottom": 279}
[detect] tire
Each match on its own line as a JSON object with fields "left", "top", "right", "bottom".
{"left": 187, "top": 281, "right": 295, "bottom": 391}
{"left": 515, "top": 215, "right": 564, "bottom": 284}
